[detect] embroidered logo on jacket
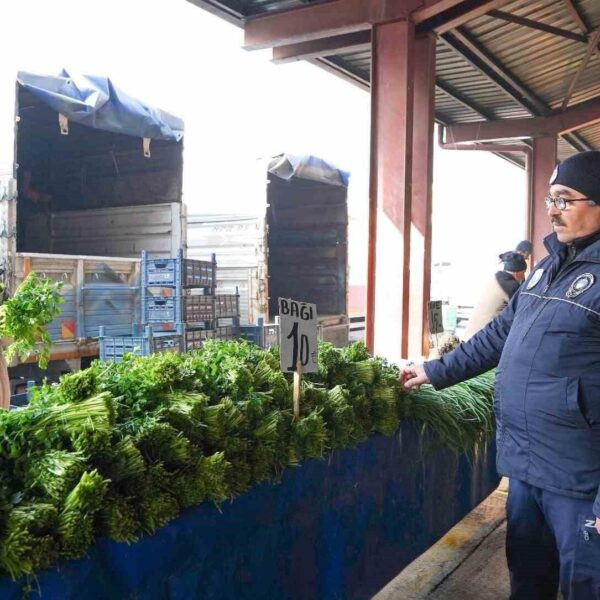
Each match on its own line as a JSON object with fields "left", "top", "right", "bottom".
{"left": 526, "top": 269, "right": 544, "bottom": 290}
{"left": 566, "top": 273, "right": 595, "bottom": 298}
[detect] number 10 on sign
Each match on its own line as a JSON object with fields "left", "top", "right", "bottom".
{"left": 278, "top": 298, "right": 318, "bottom": 374}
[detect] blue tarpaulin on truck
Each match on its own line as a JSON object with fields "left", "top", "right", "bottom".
{"left": 17, "top": 70, "right": 184, "bottom": 141}
{"left": 268, "top": 154, "right": 350, "bottom": 187}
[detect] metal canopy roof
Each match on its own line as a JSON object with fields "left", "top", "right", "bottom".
{"left": 188, "top": 0, "right": 600, "bottom": 165}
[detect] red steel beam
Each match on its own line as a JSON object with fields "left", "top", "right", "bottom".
{"left": 366, "top": 61, "right": 378, "bottom": 355}
{"left": 412, "top": 0, "right": 475, "bottom": 21}
{"left": 365, "top": 27, "right": 380, "bottom": 354}
{"left": 419, "top": 0, "right": 512, "bottom": 34}
{"left": 366, "top": 19, "right": 414, "bottom": 360}
{"left": 245, "top": 0, "right": 420, "bottom": 50}
{"left": 273, "top": 31, "right": 371, "bottom": 64}
{"left": 441, "top": 95, "right": 600, "bottom": 144}
{"left": 529, "top": 136, "right": 557, "bottom": 263}
{"left": 245, "top": 0, "right": 509, "bottom": 50}
{"left": 409, "top": 34, "right": 436, "bottom": 359}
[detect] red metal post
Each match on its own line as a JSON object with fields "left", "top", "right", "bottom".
{"left": 529, "top": 136, "right": 557, "bottom": 263}
{"left": 409, "top": 34, "right": 436, "bottom": 359}
{"left": 365, "top": 36, "right": 379, "bottom": 355}
{"left": 365, "top": 19, "right": 415, "bottom": 362}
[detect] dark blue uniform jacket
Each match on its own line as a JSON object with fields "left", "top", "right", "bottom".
{"left": 424, "top": 232, "right": 600, "bottom": 516}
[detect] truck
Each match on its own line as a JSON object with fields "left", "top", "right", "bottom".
{"left": 0, "top": 70, "right": 186, "bottom": 385}
{"left": 187, "top": 154, "right": 350, "bottom": 347}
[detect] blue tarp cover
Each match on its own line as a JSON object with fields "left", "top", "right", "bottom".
{"left": 17, "top": 70, "right": 184, "bottom": 142}
{"left": 268, "top": 154, "right": 350, "bottom": 187}
{"left": 0, "top": 426, "right": 499, "bottom": 600}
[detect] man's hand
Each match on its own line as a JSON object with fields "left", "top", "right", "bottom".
{"left": 596, "top": 517, "right": 600, "bottom": 535}
{"left": 400, "top": 363, "right": 430, "bottom": 391}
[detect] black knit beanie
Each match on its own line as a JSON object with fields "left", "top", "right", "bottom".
{"left": 549, "top": 151, "right": 600, "bottom": 203}
{"left": 515, "top": 240, "right": 533, "bottom": 255}
{"left": 499, "top": 251, "right": 527, "bottom": 273}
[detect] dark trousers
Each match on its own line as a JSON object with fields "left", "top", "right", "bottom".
{"left": 507, "top": 478, "right": 600, "bottom": 600}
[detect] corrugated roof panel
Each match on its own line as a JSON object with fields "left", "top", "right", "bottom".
{"left": 434, "top": 89, "right": 485, "bottom": 123}
{"left": 557, "top": 137, "right": 577, "bottom": 161}
{"left": 576, "top": 123, "right": 600, "bottom": 149}
{"left": 464, "top": 1, "right": 600, "bottom": 110}
{"left": 436, "top": 39, "right": 531, "bottom": 120}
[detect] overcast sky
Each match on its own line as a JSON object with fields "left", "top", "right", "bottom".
{"left": 0, "top": 0, "right": 528, "bottom": 298}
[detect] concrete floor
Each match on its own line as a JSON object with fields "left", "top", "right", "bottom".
{"left": 374, "top": 481, "right": 511, "bottom": 600}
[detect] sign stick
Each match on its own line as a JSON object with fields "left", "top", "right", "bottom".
{"left": 293, "top": 359, "right": 303, "bottom": 420}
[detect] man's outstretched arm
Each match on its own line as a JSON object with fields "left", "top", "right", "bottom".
{"left": 402, "top": 286, "right": 521, "bottom": 391}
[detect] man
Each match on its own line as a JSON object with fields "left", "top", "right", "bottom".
{"left": 515, "top": 239, "right": 533, "bottom": 260}
{"left": 402, "top": 151, "right": 600, "bottom": 599}
{"left": 464, "top": 251, "right": 527, "bottom": 340}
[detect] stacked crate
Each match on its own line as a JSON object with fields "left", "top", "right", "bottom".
{"left": 141, "top": 250, "right": 241, "bottom": 352}
{"left": 141, "top": 249, "right": 216, "bottom": 344}
{"left": 184, "top": 290, "right": 241, "bottom": 350}
{"left": 99, "top": 250, "right": 242, "bottom": 361}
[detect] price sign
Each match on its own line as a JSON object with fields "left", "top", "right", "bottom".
{"left": 278, "top": 298, "right": 318, "bottom": 374}
{"left": 427, "top": 300, "right": 444, "bottom": 335}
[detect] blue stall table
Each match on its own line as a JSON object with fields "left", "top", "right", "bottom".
{"left": 0, "top": 423, "right": 499, "bottom": 599}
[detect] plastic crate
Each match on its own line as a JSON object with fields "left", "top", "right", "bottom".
{"left": 143, "top": 295, "right": 214, "bottom": 327}
{"left": 239, "top": 319, "right": 280, "bottom": 349}
{"left": 213, "top": 325, "right": 241, "bottom": 341}
{"left": 142, "top": 250, "right": 216, "bottom": 289}
{"left": 144, "top": 295, "right": 180, "bottom": 323}
{"left": 184, "top": 328, "right": 213, "bottom": 351}
{"left": 184, "top": 295, "right": 215, "bottom": 323}
{"left": 99, "top": 325, "right": 183, "bottom": 363}
{"left": 215, "top": 294, "right": 239, "bottom": 319}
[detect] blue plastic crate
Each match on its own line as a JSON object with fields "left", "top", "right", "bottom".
{"left": 142, "top": 295, "right": 215, "bottom": 327}
{"left": 142, "top": 250, "right": 216, "bottom": 289}
{"left": 99, "top": 325, "right": 183, "bottom": 363}
{"left": 144, "top": 296, "right": 181, "bottom": 323}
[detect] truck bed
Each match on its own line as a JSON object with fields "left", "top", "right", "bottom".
{"left": 13, "top": 252, "right": 140, "bottom": 363}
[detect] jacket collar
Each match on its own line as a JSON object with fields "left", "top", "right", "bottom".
{"left": 543, "top": 230, "right": 600, "bottom": 262}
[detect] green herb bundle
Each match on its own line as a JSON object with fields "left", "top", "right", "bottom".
{"left": 0, "top": 339, "right": 496, "bottom": 580}
{"left": 0, "top": 273, "right": 64, "bottom": 369}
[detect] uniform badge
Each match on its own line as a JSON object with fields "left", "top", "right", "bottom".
{"left": 549, "top": 165, "right": 559, "bottom": 184}
{"left": 526, "top": 268, "right": 544, "bottom": 290}
{"left": 566, "top": 273, "right": 595, "bottom": 298}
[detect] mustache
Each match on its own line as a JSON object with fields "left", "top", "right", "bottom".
{"left": 550, "top": 216, "right": 565, "bottom": 226}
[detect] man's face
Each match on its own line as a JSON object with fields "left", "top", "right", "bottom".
{"left": 548, "top": 183, "right": 600, "bottom": 243}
